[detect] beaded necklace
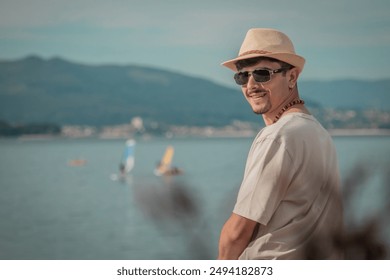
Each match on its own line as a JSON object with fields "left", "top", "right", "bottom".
{"left": 273, "top": 99, "right": 305, "bottom": 123}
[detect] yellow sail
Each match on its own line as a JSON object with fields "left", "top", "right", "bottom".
{"left": 161, "top": 146, "right": 174, "bottom": 167}
{"left": 155, "top": 146, "right": 174, "bottom": 175}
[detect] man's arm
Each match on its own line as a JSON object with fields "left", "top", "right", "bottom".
{"left": 218, "top": 213, "right": 258, "bottom": 259}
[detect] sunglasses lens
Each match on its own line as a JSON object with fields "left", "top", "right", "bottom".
{"left": 234, "top": 72, "right": 249, "bottom": 85}
{"left": 234, "top": 69, "right": 272, "bottom": 85}
{"left": 252, "top": 69, "right": 271, "bottom": 83}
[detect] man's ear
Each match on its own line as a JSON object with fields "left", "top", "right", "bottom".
{"left": 288, "top": 68, "right": 299, "bottom": 88}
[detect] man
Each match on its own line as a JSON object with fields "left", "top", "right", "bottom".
{"left": 218, "top": 28, "right": 344, "bottom": 259}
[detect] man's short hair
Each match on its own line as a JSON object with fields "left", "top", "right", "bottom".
{"left": 235, "top": 57, "right": 293, "bottom": 72}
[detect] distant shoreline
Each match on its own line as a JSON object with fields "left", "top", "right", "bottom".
{"left": 4, "top": 128, "right": 390, "bottom": 141}
{"left": 328, "top": 128, "right": 390, "bottom": 137}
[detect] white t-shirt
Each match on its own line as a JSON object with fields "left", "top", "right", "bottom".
{"left": 234, "top": 113, "right": 343, "bottom": 259}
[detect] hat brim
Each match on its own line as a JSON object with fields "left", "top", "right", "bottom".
{"left": 222, "top": 52, "right": 305, "bottom": 73}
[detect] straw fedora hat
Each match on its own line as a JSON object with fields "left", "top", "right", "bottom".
{"left": 222, "top": 28, "right": 305, "bottom": 73}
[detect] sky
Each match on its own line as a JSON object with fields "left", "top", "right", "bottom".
{"left": 0, "top": 0, "right": 389, "bottom": 87}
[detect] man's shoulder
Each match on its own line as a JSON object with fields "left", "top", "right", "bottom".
{"left": 258, "top": 113, "right": 327, "bottom": 143}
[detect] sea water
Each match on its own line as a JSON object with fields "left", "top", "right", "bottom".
{"left": 0, "top": 136, "right": 389, "bottom": 259}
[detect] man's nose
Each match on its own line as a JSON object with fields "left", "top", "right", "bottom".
{"left": 247, "top": 74, "right": 264, "bottom": 88}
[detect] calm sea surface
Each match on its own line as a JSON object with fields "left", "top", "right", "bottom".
{"left": 0, "top": 136, "right": 389, "bottom": 259}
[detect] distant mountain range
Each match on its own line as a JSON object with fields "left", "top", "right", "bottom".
{"left": 0, "top": 56, "right": 389, "bottom": 129}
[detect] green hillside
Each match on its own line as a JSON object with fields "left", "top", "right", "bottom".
{"left": 0, "top": 56, "right": 256, "bottom": 126}
{"left": 0, "top": 56, "right": 389, "bottom": 130}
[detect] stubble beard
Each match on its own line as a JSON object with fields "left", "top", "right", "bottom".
{"left": 245, "top": 88, "right": 271, "bottom": 115}
{"left": 251, "top": 99, "right": 271, "bottom": 115}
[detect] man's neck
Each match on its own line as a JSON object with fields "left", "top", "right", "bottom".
{"left": 262, "top": 89, "right": 309, "bottom": 126}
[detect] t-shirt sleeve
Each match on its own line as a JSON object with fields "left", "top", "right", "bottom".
{"left": 233, "top": 137, "right": 295, "bottom": 225}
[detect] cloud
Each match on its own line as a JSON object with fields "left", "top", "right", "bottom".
{"left": 2, "top": 0, "right": 389, "bottom": 49}
{"left": 0, "top": 0, "right": 73, "bottom": 27}
{"left": 1, "top": 0, "right": 389, "bottom": 83}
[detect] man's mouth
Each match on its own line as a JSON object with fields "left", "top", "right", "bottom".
{"left": 248, "top": 90, "right": 267, "bottom": 98}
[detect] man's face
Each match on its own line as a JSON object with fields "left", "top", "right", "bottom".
{"left": 239, "top": 60, "right": 291, "bottom": 116}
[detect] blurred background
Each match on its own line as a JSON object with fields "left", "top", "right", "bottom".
{"left": 0, "top": 0, "right": 389, "bottom": 259}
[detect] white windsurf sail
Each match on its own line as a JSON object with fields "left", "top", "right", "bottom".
{"left": 120, "top": 139, "right": 136, "bottom": 173}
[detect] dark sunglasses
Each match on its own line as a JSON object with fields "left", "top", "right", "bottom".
{"left": 234, "top": 67, "right": 291, "bottom": 86}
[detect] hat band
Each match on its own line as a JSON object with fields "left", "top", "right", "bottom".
{"left": 239, "top": 50, "right": 272, "bottom": 56}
